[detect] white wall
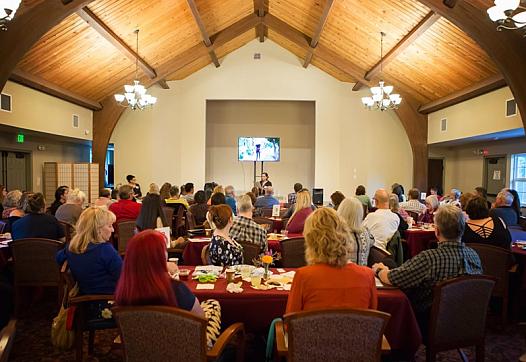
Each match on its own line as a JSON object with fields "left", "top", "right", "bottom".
{"left": 205, "top": 100, "right": 315, "bottom": 195}
{"left": 112, "top": 40, "right": 413, "bottom": 200}
{"left": 0, "top": 81, "right": 93, "bottom": 140}
{"left": 428, "top": 87, "right": 523, "bottom": 144}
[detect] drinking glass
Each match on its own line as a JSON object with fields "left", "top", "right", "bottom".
{"left": 251, "top": 275, "right": 261, "bottom": 288}
{"left": 240, "top": 265, "right": 251, "bottom": 279}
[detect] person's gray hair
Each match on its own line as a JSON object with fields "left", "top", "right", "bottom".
{"left": 67, "top": 188, "right": 86, "bottom": 204}
{"left": 337, "top": 198, "right": 364, "bottom": 233}
{"left": 497, "top": 190, "right": 513, "bottom": 206}
{"left": 451, "top": 189, "right": 461, "bottom": 199}
{"left": 434, "top": 204, "right": 465, "bottom": 241}
{"left": 237, "top": 194, "right": 253, "bottom": 213}
{"left": 225, "top": 185, "right": 235, "bottom": 196}
{"left": 265, "top": 186, "right": 274, "bottom": 196}
{"left": 3, "top": 190, "right": 22, "bottom": 208}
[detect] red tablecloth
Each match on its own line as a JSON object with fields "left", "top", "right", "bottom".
{"left": 182, "top": 266, "right": 421, "bottom": 357}
{"left": 405, "top": 228, "right": 437, "bottom": 257}
{"left": 182, "top": 239, "right": 283, "bottom": 266}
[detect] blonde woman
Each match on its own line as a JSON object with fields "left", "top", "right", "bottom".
{"left": 56, "top": 206, "right": 122, "bottom": 295}
{"left": 337, "top": 198, "right": 375, "bottom": 266}
{"left": 286, "top": 190, "right": 314, "bottom": 234}
{"left": 389, "top": 193, "right": 409, "bottom": 232}
{"left": 286, "top": 208, "right": 377, "bottom": 314}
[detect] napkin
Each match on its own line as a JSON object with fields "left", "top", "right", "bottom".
{"left": 226, "top": 282, "right": 243, "bottom": 293}
{"left": 280, "top": 271, "right": 296, "bottom": 279}
{"left": 196, "top": 284, "right": 215, "bottom": 290}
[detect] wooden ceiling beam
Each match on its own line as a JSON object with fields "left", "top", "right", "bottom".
{"left": 9, "top": 69, "right": 102, "bottom": 110}
{"left": 418, "top": 74, "right": 506, "bottom": 114}
{"left": 157, "top": 79, "right": 170, "bottom": 90}
{"left": 303, "top": 0, "right": 335, "bottom": 68}
{"left": 77, "top": 7, "right": 158, "bottom": 79}
{"left": 186, "top": 0, "right": 220, "bottom": 68}
{"left": 254, "top": 0, "right": 268, "bottom": 42}
{"left": 352, "top": 11, "right": 441, "bottom": 91}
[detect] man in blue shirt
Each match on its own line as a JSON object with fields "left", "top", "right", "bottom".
{"left": 254, "top": 186, "right": 279, "bottom": 209}
{"left": 225, "top": 185, "right": 237, "bottom": 216}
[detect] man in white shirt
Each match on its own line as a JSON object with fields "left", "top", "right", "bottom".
{"left": 400, "top": 188, "right": 427, "bottom": 214}
{"left": 363, "top": 189, "right": 400, "bottom": 253}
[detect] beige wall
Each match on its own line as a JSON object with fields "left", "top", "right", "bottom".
{"left": 0, "top": 129, "right": 91, "bottom": 193}
{"left": 0, "top": 81, "right": 93, "bottom": 140}
{"left": 205, "top": 100, "right": 315, "bottom": 195}
{"left": 429, "top": 137, "right": 526, "bottom": 194}
{"left": 428, "top": 87, "right": 522, "bottom": 144}
{"left": 112, "top": 39, "right": 413, "bottom": 200}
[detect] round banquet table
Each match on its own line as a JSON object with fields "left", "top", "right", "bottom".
{"left": 182, "top": 238, "right": 284, "bottom": 266}
{"left": 181, "top": 266, "right": 422, "bottom": 358}
{"left": 405, "top": 228, "right": 437, "bottom": 257}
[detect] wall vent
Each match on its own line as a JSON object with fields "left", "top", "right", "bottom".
{"left": 72, "top": 114, "right": 79, "bottom": 128}
{"left": 253, "top": 53, "right": 261, "bottom": 60}
{"left": 1, "top": 93, "right": 12, "bottom": 112}
{"left": 440, "top": 118, "right": 447, "bottom": 132}
{"left": 506, "top": 98, "right": 517, "bottom": 117}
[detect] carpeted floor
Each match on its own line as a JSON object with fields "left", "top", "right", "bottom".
{"left": 7, "top": 290, "right": 526, "bottom": 361}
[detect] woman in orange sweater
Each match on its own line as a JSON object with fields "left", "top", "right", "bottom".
{"left": 286, "top": 207, "right": 377, "bottom": 313}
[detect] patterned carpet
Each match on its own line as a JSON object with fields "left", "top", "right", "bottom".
{"left": 7, "top": 289, "right": 526, "bottom": 362}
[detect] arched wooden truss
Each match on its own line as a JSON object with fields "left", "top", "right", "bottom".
{"left": 0, "top": 0, "right": 525, "bottom": 190}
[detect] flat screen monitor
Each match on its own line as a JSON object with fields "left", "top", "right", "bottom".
{"left": 238, "top": 137, "right": 280, "bottom": 162}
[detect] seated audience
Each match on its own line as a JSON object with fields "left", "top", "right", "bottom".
{"left": 389, "top": 194, "right": 409, "bottom": 233}
{"left": 429, "top": 186, "right": 443, "bottom": 201}
{"left": 109, "top": 185, "right": 142, "bottom": 223}
{"left": 2, "top": 190, "right": 21, "bottom": 219}
{"left": 165, "top": 185, "right": 189, "bottom": 209}
{"left": 56, "top": 206, "right": 121, "bottom": 295}
{"left": 400, "top": 188, "right": 426, "bottom": 214}
{"left": 286, "top": 190, "right": 314, "bottom": 234}
{"left": 373, "top": 204, "right": 482, "bottom": 336}
{"left": 189, "top": 190, "right": 209, "bottom": 225}
{"left": 148, "top": 183, "right": 160, "bottom": 195}
{"left": 183, "top": 182, "right": 195, "bottom": 203}
{"left": 475, "top": 186, "right": 492, "bottom": 209}
{"left": 391, "top": 183, "right": 406, "bottom": 203}
{"left": 207, "top": 185, "right": 225, "bottom": 207}
{"left": 159, "top": 182, "right": 172, "bottom": 205}
{"left": 12, "top": 193, "right": 65, "bottom": 241}
{"left": 210, "top": 192, "right": 226, "bottom": 206}
{"left": 208, "top": 205, "right": 243, "bottom": 266}
{"left": 286, "top": 208, "right": 377, "bottom": 314}
{"left": 506, "top": 188, "right": 522, "bottom": 219}
{"left": 94, "top": 188, "right": 113, "bottom": 208}
{"left": 47, "top": 185, "right": 69, "bottom": 215}
{"left": 230, "top": 195, "right": 267, "bottom": 253}
{"left": 363, "top": 189, "right": 400, "bottom": 253}
{"left": 442, "top": 188, "right": 461, "bottom": 208}
{"left": 55, "top": 188, "right": 85, "bottom": 226}
{"left": 419, "top": 195, "right": 439, "bottom": 224}
{"left": 225, "top": 185, "right": 237, "bottom": 216}
{"left": 337, "top": 198, "right": 375, "bottom": 266}
{"left": 254, "top": 186, "right": 279, "bottom": 209}
{"left": 463, "top": 196, "right": 512, "bottom": 249}
{"left": 115, "top": 230, "right": 203, "bottom": 316}
{"left": 355, "top": 185, "right": 372, "bottom": 211}
{"left": 489, "top": 189, "right": 518, "bottom": 226}
{"left": 4, "top": 191, "right": 27, "bottom": 233}
{"left": 330, "top": 191, "right": 345, "bottom": 211}
{"left": 459, "top": 192, "right": 475, "bottom": 212}
{"left": 287, "top": 183, "right": 303, "bottom": 205}
{"left": 136, "top": 193, "right": 169, "bottom": 231}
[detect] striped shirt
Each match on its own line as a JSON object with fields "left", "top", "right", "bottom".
{"left": 388, "top": 241, "right": 482, "bottom": 313}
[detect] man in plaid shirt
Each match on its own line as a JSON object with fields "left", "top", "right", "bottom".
{"left": 287, "top": 182, "right": 303, "bottom": 205}
{"left": 373, "top": 204, "right": 482, "bottom": 337}
{"left": 229, "top": 194, "right": 268, "bottom": 253}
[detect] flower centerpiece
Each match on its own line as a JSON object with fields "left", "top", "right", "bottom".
{"left": 261, "top": 254, "right": 273, "bottom": 280}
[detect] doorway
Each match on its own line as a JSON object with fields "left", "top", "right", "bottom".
{"left": 0, "top": 151, "right": 32, "bottom": 191}
{"left": 428, "top": 158, "right": 444, "bottom": 195}
{"left": 484, "top": 156, "right": 507, "bottom": 197}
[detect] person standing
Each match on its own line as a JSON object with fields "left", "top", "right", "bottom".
{"left": 258, "top": 172, "right": 272, "bottom": 195}
{"left": 126, "top": 175, "right": 142, "bottom": 199}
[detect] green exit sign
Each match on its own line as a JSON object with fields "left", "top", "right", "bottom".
{"left": 17, "top": 134, "right": 24, "bottom": 143}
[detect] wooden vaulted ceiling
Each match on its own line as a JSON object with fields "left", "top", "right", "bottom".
{"left": 11, "top": 0, "right": 502, "bottom": 112}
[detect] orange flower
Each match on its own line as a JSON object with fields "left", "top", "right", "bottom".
{"left": 261, "top": 255, "right": 273, "bottom": 264}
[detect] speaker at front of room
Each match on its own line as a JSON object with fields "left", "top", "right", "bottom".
{"left": 312, "top": 188, "right": 323, "bottom": 205}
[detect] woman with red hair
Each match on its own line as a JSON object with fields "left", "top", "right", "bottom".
{"left": 115, "top": 230, "right": 203, "bottom": 315}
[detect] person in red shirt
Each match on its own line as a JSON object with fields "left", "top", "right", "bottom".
{"left": 286, "top": 207, "right": 377, "bottom": 314}
{"left": 109, "top": 185, "right": 141, "bottom": 223}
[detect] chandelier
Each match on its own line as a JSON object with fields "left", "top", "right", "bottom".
{"left": 0, "top": 0, "right": 21, "bottom": 31}
{"left": 114, "top": 29, "right": 157, "bottom": 110}
{"left": 361, "top": 32, "right": 402, "bottom": 111}
{"left": 487, "top": 0, "right": 526, "bottom": 35}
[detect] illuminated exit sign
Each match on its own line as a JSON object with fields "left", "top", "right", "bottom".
{"left": 17, "top": 133, "right": 24, "bottom": 143}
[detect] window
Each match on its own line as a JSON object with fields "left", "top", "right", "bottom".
{"left": 510, "top": 153, "right": 526, "bottom": 206}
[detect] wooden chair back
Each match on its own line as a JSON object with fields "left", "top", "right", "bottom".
{"left": 260, "top": 208, "right": 273, "bottom": 217}
{"left": 116, "top": 220, "right": 137, "bottom": 254}
{"left": 11, "top": 238, "right": 63, "bottom": 287}
{"left": 161, "top": 207, "right": 174, "bottom": 231}
{"left": 201, "top": 244, "right": 211, "bottom": 265}
{"left": 284, "top": 308, "right": 390, "bottom": 362}
{"left": 58, "top": 221, "right": 74, "bottom": 244}
{"left": 427, "top": 275, "right": 496, "bottom": 361}
{"left": 406, "top": 210, "right": 419, "bottom": 221}
{"left": 186, "top": 210, "right": 197, "bottom": 232}
{"left": 253, "top": 217, "right": 273, "bottom": 232}
{"left": 0, "top": 319, "right": 16, "bottom": 362}
{"left": 280, "top": 237, "right": 306, "bottom": 268}
{"left": 238, "top": 242, "right": 260, "bottom": 265}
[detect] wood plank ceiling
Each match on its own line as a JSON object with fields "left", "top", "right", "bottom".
{"left": 12, "top": 0, "right": 501, "bottom": 110}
